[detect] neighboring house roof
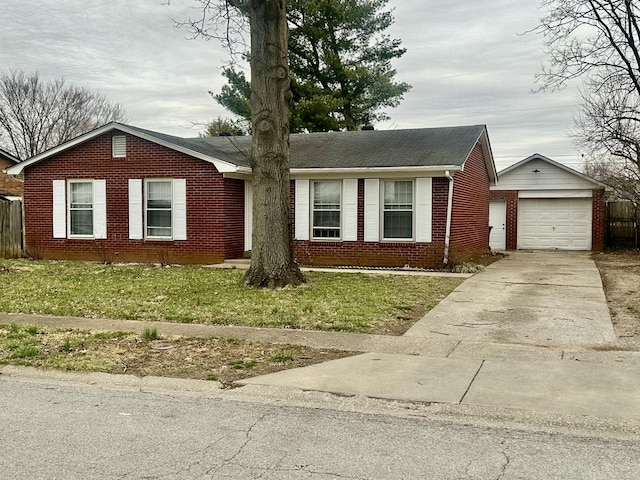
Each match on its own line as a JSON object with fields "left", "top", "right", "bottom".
{"left": 0, "top": 147, "right": 20, "bottom": 164}
{"left": 496, "top": 153, "right": 607, "bottom": 189}
{"left": 0, "top": 147, "right": 24, "bottom": 197}
{"left": 7, "top": 122, "right": 497, "bottom": 183}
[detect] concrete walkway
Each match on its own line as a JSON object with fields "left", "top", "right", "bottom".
{"left": 3, "top": 251, "right": 640, "bottom": 420}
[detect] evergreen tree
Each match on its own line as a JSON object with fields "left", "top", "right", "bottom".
{"left": 215, "top": 0, "right": 410, "bottom": 132}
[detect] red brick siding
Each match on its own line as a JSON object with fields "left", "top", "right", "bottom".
{"left": 488, "top": 190, "right": 519, "bottom": 250}
{"left": 22, "top": 131, "right": 244, "bottom": 264}
{"left": 448, "top": 143, "right": 490, "bottom": 261}
{"left": 293, "top": 178, "right": 450, "bottom": 268}
{"left": 0, "top": 157, "right": 24, "bottom": 196}
{"left": 592, "top": 188, "right": 605, "bottom": 251}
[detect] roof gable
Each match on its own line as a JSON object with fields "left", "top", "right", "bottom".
{"left": 493, "top": 153, "right": 607, "bottom": 191}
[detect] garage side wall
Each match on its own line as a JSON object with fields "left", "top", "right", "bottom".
{"left": 489, "top": 190, "right": 518, "bottom": 250}
{"left": 449, "top": 143, "right": 491, "bottom": 262}
{"left": 592, "top": 188, "right": 605, "bottom": 251}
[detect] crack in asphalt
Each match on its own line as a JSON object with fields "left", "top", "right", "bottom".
{"left": 496, "top": 440, "right": 511, "bottom": 480}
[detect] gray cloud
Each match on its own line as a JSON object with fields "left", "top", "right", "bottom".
{"left": 0, "top": 0, "right": 584, "bottom": 170}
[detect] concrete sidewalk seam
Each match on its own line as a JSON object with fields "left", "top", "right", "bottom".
{"left": 459, "top": 359, "right": 485, "bottom": 404}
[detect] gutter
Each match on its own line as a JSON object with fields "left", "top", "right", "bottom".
{"left": 443, "top": 170, "right": 454, "bottom": 265}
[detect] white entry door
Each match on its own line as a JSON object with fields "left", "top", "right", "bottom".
{"left": 489, "top": 200, "right": 506, "bottom": 250}
{"left": 518, "top": 198, "right": 592, "bottom": 250}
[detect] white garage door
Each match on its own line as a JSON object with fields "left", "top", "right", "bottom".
{"left": 518, "top": 198, "right": 592, "bottom": 250}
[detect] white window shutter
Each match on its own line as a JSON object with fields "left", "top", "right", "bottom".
{"left": 415, "top": 178, "right": 433, "bottom": 243}
{"left": 244, "top": 181, "right": 253, "bottom": 251}
{"left": 294, "top": 179, "right": 310, "bottom": 241}
{"left": 172, "top": 179, "right": 187, "bottom": 240}
{"left": 93, "top": 180, "right": 107, "bottom": 239}
{"left": 364, "top": 178, "right": 380, "bottom": 242}
{"left": 52, "top": 180, "right": 66, "bottom": 238}
{"left": 342, "top": 179, "right": 358, "bottom": 241}
{"left": 128, "top": 179, "right": 143, "bottom": 240}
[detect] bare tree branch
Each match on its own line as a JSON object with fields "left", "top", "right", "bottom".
{"left": 0, "top": 70, "right": 126, "bottom": 159}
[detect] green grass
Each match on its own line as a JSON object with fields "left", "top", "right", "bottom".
{"left": 142, "top": 327, "right": 159, "bottom": 341}
{"left": 0, "top": 259, "right": 462, "bottom": 333}
{"left": 268, "top": 350, "right": 295, "bottom": 363}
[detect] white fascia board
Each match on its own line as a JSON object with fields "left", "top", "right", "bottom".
{"left": 459, "top": 126, "right": 498, "bottom": 185}
{"left": 5, "top": 122, "right": 243, "bottom": 175}
{"left": 289, "top": 165, "right": 461, "bottom": 179}
{"left": 6, "top": 123, "right": 118, "bottom": 174}
{"left": 518, "top": 189, "right": 594, "bottom": 198}
{"left": 222, "top": 167, "right": 253, "bottom": 180}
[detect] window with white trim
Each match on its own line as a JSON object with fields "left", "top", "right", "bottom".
{"left": 383, "top": 180, "right": 413, "bottom": 240}
{"left": 52, "top": 179, "right": 107, "bottom": 239}
{"left": 128, "top": 178, "right": 187, "bottom": 241}
{"left": 145, "top": 180, "right": 173, "bottom": 238}
{"left": 69, "top": 181, "right": 94, "bottom": 236}
{"left": 312, "top": 180, "right": 341, "bottom": 239}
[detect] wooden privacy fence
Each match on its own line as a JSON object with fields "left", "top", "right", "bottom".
{"left": 0, "top": 200, "right": 22, "bottom": 258}
{"left": 606, "top": 201, "right": 638, "bottom": 249}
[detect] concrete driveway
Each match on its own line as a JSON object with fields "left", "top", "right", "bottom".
{"left": 404, "top": 251, "right": 616, "bottom": 348}
{"left": 235, "top": 252, "right": 640, "bottom": 420}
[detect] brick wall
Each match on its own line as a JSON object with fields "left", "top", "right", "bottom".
{"left": 592, "top": 188, "right": 605, "bottom": 251}
{"left": 22, "top": 131, "right": 244, "bottom": 264}
{"left": 293, "top": 178, "right": 450, "bottom": 269}
{"left": 488, "top": 189, "right": 519, "bottom": 250}
{"left": 0, "top": 157, "right": 24, "bottom": 196}
{"left": 448, "top": 143, "right": 491, "bottom": 261}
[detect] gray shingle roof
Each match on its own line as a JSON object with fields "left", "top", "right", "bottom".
{"left": 129, "top": 124, "right": 486, "bottom": 170}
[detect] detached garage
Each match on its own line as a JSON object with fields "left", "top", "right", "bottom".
{"left": 489, "top": 154, "right": 606, "bottom": 251}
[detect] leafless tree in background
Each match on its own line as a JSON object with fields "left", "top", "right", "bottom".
{"left": 534, "top": 0, "right": 640, "bottom": 203}
{"left": 0, "top": 70, "right": 126, "bottom": 160}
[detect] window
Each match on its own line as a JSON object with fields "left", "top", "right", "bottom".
{"left": 69, "top": 181, "right": 94, "bottom": 236}
{"left": 383, "top": 180, "right": 413, "bottom": 239}
{"left": 145, "top": 180, "right": 172, "bottom": 238}
{"left": 312, "top": 180, "right": 341, "bottom": 239}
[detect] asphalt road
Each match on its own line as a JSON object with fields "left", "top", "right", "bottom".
{"left": 1, "top": 375, "right": 639, "bottom": 479}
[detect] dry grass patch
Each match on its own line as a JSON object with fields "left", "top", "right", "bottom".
{"left": 0, "top": 323, "right": 352, "bottom": 387}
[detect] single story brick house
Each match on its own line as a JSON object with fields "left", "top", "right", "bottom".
{"left": 489, "top": 153, "right": 607, "bottom": 251}
{"left": 5, "top": 122, "right": 497, "bottom": 267}
{"left": 0, "top": 147, "right": 23, "bottom": 199}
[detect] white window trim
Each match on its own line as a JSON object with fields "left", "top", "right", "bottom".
{"left": 145, "top": 178, "right": 174, "bottom": 240}
{"left": 68, "top": 180, "right": 95, "bottom": 238}
{"left": 381, "top": 179, "right": 415, "bottom": 241}
{"left": 54, "top": 179, "right": 107, "bottom": 240}
{"left": 311, "top": 180, "right": 342, "bottom": 241}
{"left": 129, "top": 178, "right": 187, "bottom": 241}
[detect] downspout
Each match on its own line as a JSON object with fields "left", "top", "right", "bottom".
{"left": 443, "top": 170, "right": 455, "bottom": 265}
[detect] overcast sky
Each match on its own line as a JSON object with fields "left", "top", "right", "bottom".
{"left": 1, "top": 0, "right": 584, "bottom": 171}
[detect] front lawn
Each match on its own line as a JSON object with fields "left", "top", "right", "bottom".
{"left": 0, "top": 260, "right": 463, "bottom": 334}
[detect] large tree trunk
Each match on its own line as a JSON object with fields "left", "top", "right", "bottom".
{"left": 244, "top": 0, "right": 305, "bottom": 288}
